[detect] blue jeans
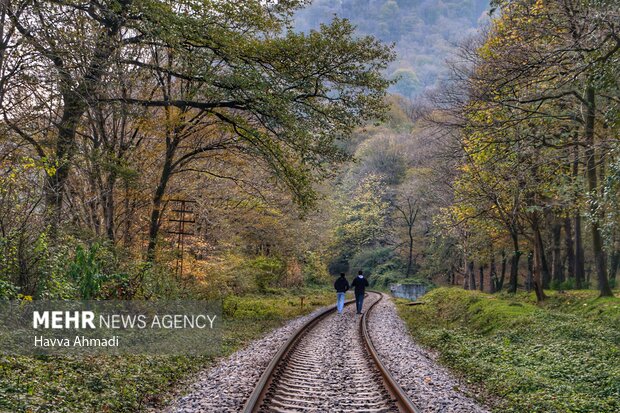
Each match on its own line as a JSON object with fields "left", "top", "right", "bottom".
{"left": 355, "top": 293, "right": 364, "bottom": 313}
{"left": 336, "top": 292, "right": 345, "bottom": 313}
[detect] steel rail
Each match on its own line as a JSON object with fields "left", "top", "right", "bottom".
{"left": 241, "top": 297, "right": 355, "bottom": 412}
{"left": 242, "top": 291, "right": 421, "bottom": 413}
{"left": 362, "top": 292, "right": 423, "bottom": 413}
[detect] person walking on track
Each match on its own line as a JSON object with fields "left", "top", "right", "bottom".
{"left": 351, "top": 270, "right": 369, "bottom": 314}
{"left": 334, "top": 273, "right": 350, "bottom": 314}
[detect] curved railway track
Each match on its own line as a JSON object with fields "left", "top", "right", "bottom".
{"left": 242, "top": 292, "right": 421, "bottom": 413}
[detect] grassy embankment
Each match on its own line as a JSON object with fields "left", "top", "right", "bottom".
{"left": 397, "top": 287, "right": 620, "bottom": 413}
{"left": 0, "top": 288, "right": 334, "bottom": 412}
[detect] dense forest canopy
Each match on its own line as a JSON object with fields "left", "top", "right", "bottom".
{"left": 0, "top": 0, "right": 618, "bottom": 303}
{"left": 303, "top": 0, "right": 620, "bottom": 300}
{"left": 0, "top": 0, "right": 392, "bottom": 299}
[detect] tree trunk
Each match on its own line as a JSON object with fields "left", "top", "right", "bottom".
{"left": 462, "top": 270, "right": 468, "bottom": 289}
{"left": 551, "top": 220, "right": 564, "bottom": 284}
{"left": 84, "top": 166, "right": 102, "bottom": 237}
{"left": 534, "top": 247, "right": 546, "bottom": 303}
{"left": 499, "top": 249, "right": 506, "bottom": 292}
{"left": 572, "top": 129, "right": 586, "bottom": 288}
{"left": 508, "top": 233, "right": 521, "bottom": 293}
{"left": 533, "top": 217, "right": 547, "bottom": 302}
{"left": 564, "top": 217, "right": 575, "bottom": 282}
{"left": 609, "top": 249, "right": 620, "bottom": 283}
{"left": 42, "top": 11, "right": 127, "bottom": 237}
{"left": 45, "top": 98, "right": 85, "bottom": 236}
{"left": 575, "top": 213, "right": 586, "bottom": 288}
{"left": 102, "top": 172, "right": 117, "bottom": 242}
{"left": 540, "top": 228, "right": 551, "bottom": 289}
{"left": 479, "top": 265, "right": 484, "bottom": 292}
{"left": 406, "top": 222, "right": 414, "bottom": 276}
{"left": 123, "top": 180, "right": 133, "bottom": 248}
{"left": 584, "top": 86, "right": 613, "bottom": 297}
{"left": 468, "top": 261, "right": 476, "bottom": 291}
{"left": 146, "top": 142, "right": 175, "bottom": 261}
{"left": 490, "top": 254, "right": 499, "bottom": 293}
{"left": 526, "top": 252, "right": 533, "bottom": 292}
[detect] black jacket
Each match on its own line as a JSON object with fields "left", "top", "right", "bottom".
{"left": 334, "top": 276, "right": 350, "bottom": 293}
{"left": 351, "top": 276, "right": 369, "bottom": 294}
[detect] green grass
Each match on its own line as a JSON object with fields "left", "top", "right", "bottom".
{"left": 397, "top": 287, "right": 620, "bottom": 413}
{"left": 0, "top": 288, "right": 334, "bottom": 412}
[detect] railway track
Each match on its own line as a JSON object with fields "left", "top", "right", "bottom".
{"left": 242, "top": 292, "right": 421, "bottom": 413}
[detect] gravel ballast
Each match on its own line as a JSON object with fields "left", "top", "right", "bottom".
{"left": 164, "top": 306, "right": 335, "bottom": 413}
{"left": 368, "top": 294, "right": 491, "bottom": 413}
{"left": 257, "top": 293, "right": 397, "bottom": 412}
{"left": 165, "top": 293, "right": 491, "bottom": 413}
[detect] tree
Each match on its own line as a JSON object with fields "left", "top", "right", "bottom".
{"left": 472, "top": 0, "right": 619, "bottom": 296}
{"left": 430, "top": 0, "right": 619, "bottom": 298}
{"left": 394, "top": 195, "right": 420, "bottom": 276}
{"left": 331, "top": 173, "right": 392, "bottom": 272}
{"left": 2, "top": 1, "right": 394, "bottom": 254}
{"left": 391, "top": 68, "right": 420, "bottom": 99}
{"left": 4, "top": 0, "right": 137, "bottom": 234}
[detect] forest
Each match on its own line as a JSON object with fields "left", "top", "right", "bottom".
{"left": 422, "top": 0, "right": 620, "bottom": 300}
{"left": 0, "top": 0, "right": 394, "bottom": 301}
{"left": 303, "top": 0, "right": 620, "bottom": 302}
{"left": 0, "top": 0, "right": 618, "bottom": 411}
{"left": 0, "top": 0, "right": 618, "bottom": 305}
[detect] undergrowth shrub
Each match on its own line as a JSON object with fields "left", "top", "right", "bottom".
{"left": 303, "top": 252, "right": 330, "bottom": 285}
{"left": 349, "top": 247, "right": 407, "bottom": 284}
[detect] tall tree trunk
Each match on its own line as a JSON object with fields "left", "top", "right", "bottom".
{"left": 526, "top": 252, "right": 534, "bottom": 292}
{"left": 397, "top": 198, "right": 418, "bottom": 276}
{"left": 508, "top": 233, "right": 521, "bottom": 293}
{"left": 462, "top": 255, "right": 468, "bottom": 289}
{"left": 564, "top": 217, "right": 575, "bottom": 282}
{"left": 123, "top": 180, "right": 133, "bottom": 248}
{"left": 609, "top": 238, "right": 620, "bottom": 283}
{"left": 468, "top": 261, "right": 476, "bottom": 291}
{"left": 572, "top": 130, "right": 586, "bottom": 288}
{"left": 609, "top": 252, "right": 620, "bottom": 282}
{"left": 551, "top": 219, "right": 564, "bottom": 284}
{"left": 533, "top": 217, "right": 547, "bottom": 302}
{"left": 42, "top": 10, "right": 128, "bottom": 237}
{"left": 479, "top": 264, "right": 484, "bottom": 292}
{"left": 584, "top": 86, "right": 613, "bottom": 297}
{"left": 499, "top": 249, "right": 506, "bottom": 292}
{"left": 540, "top": 237, "right": 551, "bottom": 289}
{"left": 45, "top": 98, "right": 85, "bottom": 237}
{"left": 575, "top": 213, "right": 586, "bottom": 288}
{"left": 490, "top": 254, "right": 499, "bottom": 293}
{"left": 146, "top": 140, "right": 175, "bottom": 261}
{"left": 85, "top": 166, "right": 102, "bottom": 237}
{"left": 533, "top": 255, "right": 546, "bottom": 303}
{"left": 0, "top": 1, "right": 7, "bottom": 71}
{"left": 101, "top": 172, "right": 117, "bottom": 242}
{"left": 406, "top": 222, "right": 414, "bottom": 276}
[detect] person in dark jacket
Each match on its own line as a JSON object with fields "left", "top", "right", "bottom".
{"left": 334, "top": 273, "right": 349, "bottom": 314}
{"left": 351, "top": 270, "right": 369, "bottom": 314}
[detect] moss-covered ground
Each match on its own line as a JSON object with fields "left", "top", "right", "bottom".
{"left": 0, "top": 288, "right": 334, "bottom": 412}
{"left": 397, "top": 287, "right": 620, "bottom": 413}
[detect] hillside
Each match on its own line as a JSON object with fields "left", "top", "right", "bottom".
{"left": 294, "top": 0, "right": 490, "bottom": 96}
